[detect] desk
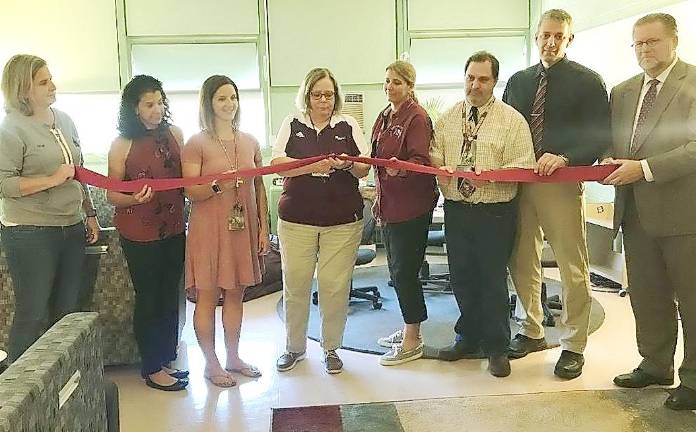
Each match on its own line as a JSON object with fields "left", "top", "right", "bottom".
{"left": 586, "top": 203, "right": 627, "bottom": 288}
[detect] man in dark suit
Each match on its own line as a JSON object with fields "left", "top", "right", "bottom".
{"left": 604, "top": 13, "right": 696, "bottom": 410}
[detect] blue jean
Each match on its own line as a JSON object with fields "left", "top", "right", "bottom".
{"left": 1, "top": 222, "right": 86, "bottom": 362}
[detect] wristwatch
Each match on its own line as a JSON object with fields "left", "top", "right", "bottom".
{"left": 85, "top": 208, "right": 97, "bottom": 218}
{"left": 559, "top": 154, "right": 570, "bottom": 165}
{"left": 211, "top": 181, "right": 223, "bottom": 194}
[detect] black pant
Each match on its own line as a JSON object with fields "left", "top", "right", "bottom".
{"left": 1, "top": 222, "right": 86, "bottom": 362}
{"left": 444, "top": 200, "right": 517, "bottom": 355}
{"left": 382, "top": 210, "right": 432, "bottom": 324}
{"left": 120, "top": 233, "right": 185, "bottom": 375}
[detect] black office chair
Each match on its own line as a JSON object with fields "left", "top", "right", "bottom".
{"left": 312, "top": 197, "right": 382, "bottom": 309}
{"left": 420, "top": 228, "right": 451, "bottom": 292}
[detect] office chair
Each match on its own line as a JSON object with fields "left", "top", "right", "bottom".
{"left": 312, "top": 197, "right": 382, "bottom": 309}
{"left": 420, "top": 227, "right": 451, "bottom": 292}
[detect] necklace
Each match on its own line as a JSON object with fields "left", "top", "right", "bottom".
{"left": 216, "top": 133, "right": 243, "bottom": 188}
{"left": 214, "top": 132, "right": 245, "bottom": 231}
{"left": 46, "top": 108, "right": 73, "bottom": 165}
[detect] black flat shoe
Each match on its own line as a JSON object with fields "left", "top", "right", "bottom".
{"left": 613, "top": 368, "right": 674, "bottom": 388}
{"left": 165, "top": 368, "right": 190, "bottom": 380}
{"left": 141, "top": 368, "right": 190, "bottom": 380}
{"left": 145, "top": 377, "right": 189, "bottom": 392}
{"left": 554, "top": 350, "right": 584, "bottom": 380}
{"left": 665, "top": 385, "right": 696, "bottom": 410}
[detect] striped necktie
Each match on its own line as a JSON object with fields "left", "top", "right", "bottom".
{"left": 530, "top": 71, "right": 547, "bottom": 158}
{"left": 630, "top": 79, "right": 659, "bottom": 153}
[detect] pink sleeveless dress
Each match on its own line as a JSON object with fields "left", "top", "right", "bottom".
{"left": 183, "top": 131, "right": 263, "bottom": 291}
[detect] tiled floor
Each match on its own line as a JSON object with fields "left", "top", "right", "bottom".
{"left": 106, "top": 259, "right": 685, "bottom": 432}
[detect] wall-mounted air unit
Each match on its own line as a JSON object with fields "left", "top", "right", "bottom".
{"left": 343, "top": 92, "right": 365, "bottom": 129}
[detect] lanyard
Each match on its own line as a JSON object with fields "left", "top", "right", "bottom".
{"left": 48, "top": 125, "right": 74, "bottom": 165}
{"left": 460, "top": 103, "right": 489, "bottom": 160}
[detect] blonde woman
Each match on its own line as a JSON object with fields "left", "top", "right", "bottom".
{"left": 371, "top": 61, "right": 438, "bottom": 366}
{"left": 271, "top": 68, "right": 371, "bottom": 374}
{"left": 182, "top": 75, "right": 269, "bottom": 387}
{"left": 0, "top": 54, "right": 99, "bottom": 362}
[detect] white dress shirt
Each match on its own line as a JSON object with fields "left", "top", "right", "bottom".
{"left": 632, "top": 56, "right": 679, "bottom": 182}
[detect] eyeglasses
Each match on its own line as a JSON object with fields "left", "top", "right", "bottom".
{"left": 310, "top": 91, "right": 335, "bottom": 100}
{"left": 632, "top": 39, "right": 662, "bottom": 49}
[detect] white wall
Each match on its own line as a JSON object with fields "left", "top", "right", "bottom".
{"left": 542, "top": 0, "right": 683, "bottom": 31}
{"left": 567, "top": 0, "right": 696, "bottom": 202}
{"left": 0, "top": 0, "right": 120, "bottom": 92}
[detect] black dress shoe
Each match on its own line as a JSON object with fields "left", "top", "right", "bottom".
{"left": 438, "top": 341, "right": 483, "bottom": 361}
{"left": 145, "top": 377, "right": 189, "bottom": 391}
{"left": 508, "top": 334, "right": 547, "bottom": 359}
{"left": 488, "top": 354, "right": 511, "bottom": 378}
{"left": 665, "top": 385, "right": 696, "bottom": 410}
{"left": 554, "top": 350, "right": 584, "bottom": 379}
{"left": 613, "top": 368, "right": 674, "bottom": 388}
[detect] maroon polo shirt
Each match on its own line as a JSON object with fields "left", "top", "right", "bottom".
{"left": 275, "top": 113, "right": 366, "bottom": 227}
{"left": 371, "top": 98, "right": 438, "bottom": 223}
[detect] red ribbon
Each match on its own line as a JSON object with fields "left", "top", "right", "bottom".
{"left": 75, "top": 154, "right": 617, "bottom": 193}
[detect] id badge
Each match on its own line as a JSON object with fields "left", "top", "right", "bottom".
{"left": 228, "top": 202, "right": 245, "bottom": 231}
{"left": 456, "top": 164, "right": 476, "bottom": 198}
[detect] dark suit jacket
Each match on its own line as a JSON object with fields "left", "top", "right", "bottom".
{"left": 610, "top": 60, "right": 696, "bottom": 237}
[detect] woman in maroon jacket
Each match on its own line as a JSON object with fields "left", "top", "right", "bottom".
{"left": 372, "top": 61, "right": 438, "bottom": 366}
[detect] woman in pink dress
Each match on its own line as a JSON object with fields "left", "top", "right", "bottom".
{"left": 182, "top": 75, "right": 269, "bottom": 388}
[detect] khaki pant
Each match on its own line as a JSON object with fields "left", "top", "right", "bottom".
{"left": 509, "top": 183, "right": 592, "bottom": 354}
{"left": 278, "top": 218, "right": 362, "bottom": 353}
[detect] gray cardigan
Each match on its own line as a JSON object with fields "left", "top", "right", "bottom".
{"left": 0, "top": 109, "right": 85, "bottom": 226}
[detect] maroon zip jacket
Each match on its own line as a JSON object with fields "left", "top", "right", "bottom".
{"left": 371, "top": 98, "right": 438, "bottom": 224}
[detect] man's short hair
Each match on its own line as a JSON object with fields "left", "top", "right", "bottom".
{"left": 537, "top": 9, "right": 573, "bottom": 32}
{"left": 465, "top": 51, "right": 499, "bottom": 81}
{"left": 634, "top": 13, "right": 678, "bottom": 37}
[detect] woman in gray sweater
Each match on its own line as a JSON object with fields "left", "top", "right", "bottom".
{"left": 0, "top": 54, "right": 100, "bottom": 362}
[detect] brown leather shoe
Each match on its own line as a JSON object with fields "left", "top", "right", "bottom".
{"left": 488, "top": 354, "right": 511, "bottom": 378}
{"left": 613, "top": 368, "right": 674, "bottom": 388}
{"left": 554, "top": 350, "right": 584, "bottom": 380}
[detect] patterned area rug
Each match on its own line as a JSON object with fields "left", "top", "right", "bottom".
{"left": 271, "top": 388, "right": 696, "bottom": 432}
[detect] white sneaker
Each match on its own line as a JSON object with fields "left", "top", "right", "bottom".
{"left": 377, "top": 330, "right": 403, "bottom": 348}
{"left": 379, "top": 342, "right": 424, "bottom": 366}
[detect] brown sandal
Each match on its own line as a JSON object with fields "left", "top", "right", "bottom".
{"left": 226, "top": 364, "right": 262, "bottom": 378}
{"left": 204, "top": 373, "right": 237, "bottom": 388}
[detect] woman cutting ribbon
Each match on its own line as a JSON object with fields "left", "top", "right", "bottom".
{"left": 106, "top": 74, "right": 189, "bottom": 391}
{"left": 182, "top": 75, "right": 269, "bottom": 388}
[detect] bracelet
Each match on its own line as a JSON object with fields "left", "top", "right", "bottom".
{"left": 85, "top": 208, "right": 97, "bottom": 218}
{"left": 342, "top": 161, "right": 354, "bottom": 171}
